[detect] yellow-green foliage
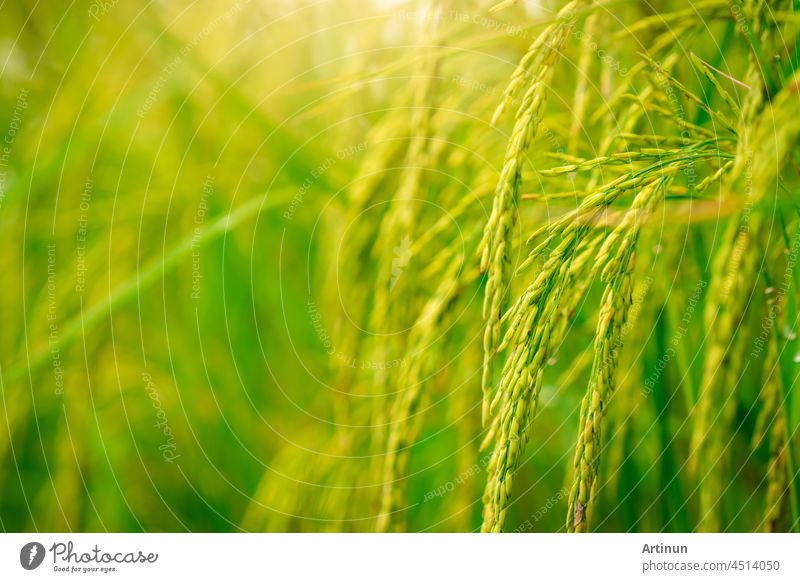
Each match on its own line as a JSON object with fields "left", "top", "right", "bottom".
{"left": 1, "top": 0, "right": 800, "bottom": 533}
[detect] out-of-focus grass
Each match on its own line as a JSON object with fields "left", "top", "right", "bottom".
{"left": 0, "top": 0, "right": 378, "bottom": 531}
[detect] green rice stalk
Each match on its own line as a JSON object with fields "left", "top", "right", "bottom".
{"left": 757, "top": 327, "right": 790, "bottom": 531}
{"left": 479, "top": 0, "right": 588, "bottom": 425}
{"left": 376, "top": 255, "right": 473, "bottom": 532}
{"left": 690, "top": 68, "right": 800, "bottom": 531}
{"left": 566, "top": 178, "right": 666, "bottom": 532}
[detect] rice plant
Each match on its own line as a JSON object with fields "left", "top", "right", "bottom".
{"left": 1, "top": 0, "right": 799, "bottom": 533}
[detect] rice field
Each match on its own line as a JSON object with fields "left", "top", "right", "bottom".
{"left": 1, "top": 0, "right": 799, "bottom": 533}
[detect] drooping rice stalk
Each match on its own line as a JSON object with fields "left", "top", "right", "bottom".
{"left": 475, "top": 0, "right": 800, "bottom": 530}
{"left": 567, "top": 178, "right": 668, "bottom": 532}
{"left": 756, "top": 325, "right": 790, "bottom": 532}
{"left": 376, "top": 255, "right": 475, "bottom": 531}
{"left": 480, "top": 169, "right": 671, "bottom": 532}
{"left": 690, "top": 65, "right": 800, "bottom": 530}
{"left": 478, "top": 0, "right": 588, "bottom": 425}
